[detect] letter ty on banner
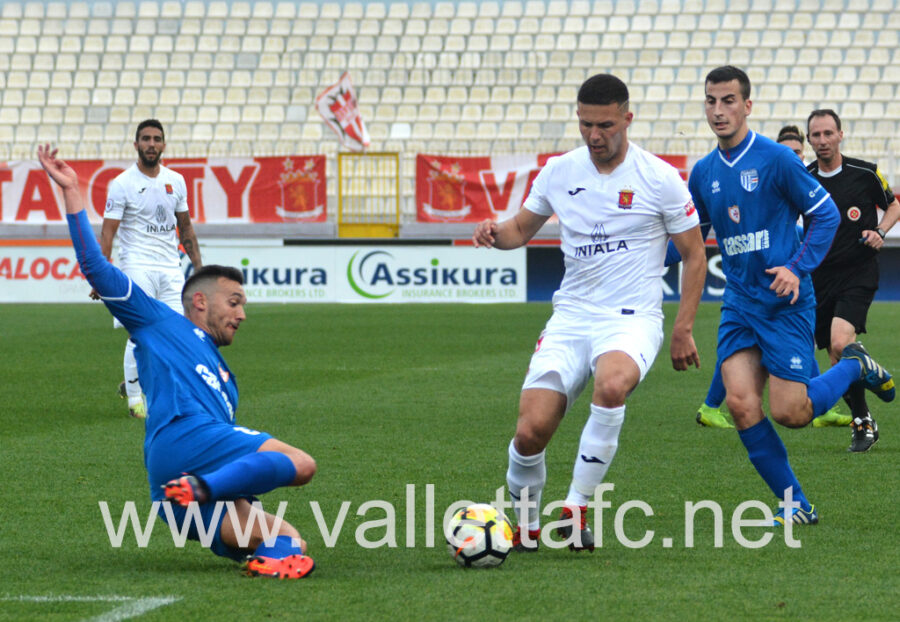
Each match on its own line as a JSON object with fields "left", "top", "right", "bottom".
{"left": 315, "top": 72, "right": 370, "bottom": 151}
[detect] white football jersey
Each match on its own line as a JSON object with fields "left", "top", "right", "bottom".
{"left": 104, "top": 163, "right": 189, "bottom": 270}
{"left": 524, "top": 144, "right": 699, "bottom": 316}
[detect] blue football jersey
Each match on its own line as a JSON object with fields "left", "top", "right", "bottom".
{"left": 67, "top": 211, "right": 238, "bottom": 447}
{"left": 688, "top": 131, "right": 839, "bottom": 313}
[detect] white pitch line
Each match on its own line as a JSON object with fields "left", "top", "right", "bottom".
{"left": 0, "top": 595, "right": 180, "bottom": 621}
{"left": 90, "top": 597, "right": 180, "bottom": 622}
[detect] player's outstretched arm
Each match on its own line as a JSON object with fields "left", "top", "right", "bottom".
{"left": 669, "top": 225, "right": 706, "bottom": 370}
{"left": 472, "top": 208, "right": 549, "bottom": 250}
{"left": 38, "top": 144, "right": 131, "bottom": 301}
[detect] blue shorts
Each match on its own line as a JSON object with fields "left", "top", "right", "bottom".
{"left": 145, "top": 415, "right": 272, "bottom": 560}
{"left": 717, "top": 304, "right": 816, "bottom": 384}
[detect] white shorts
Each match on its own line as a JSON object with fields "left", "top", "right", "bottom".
{"left": 113, "top": 266, "right": 185, "bottom": 329}
{"left": 522, "top": 308, "right": 664, "bottom": 412}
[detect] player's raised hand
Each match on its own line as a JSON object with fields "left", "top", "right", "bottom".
{"left": 765, "top": 266, "right": 800, "bottom": 304}
{"left": 37, "top": 144, "right": 78, "bottom": 190}
{"left": 473, "top": 219, "right": 498, "bottom": 248}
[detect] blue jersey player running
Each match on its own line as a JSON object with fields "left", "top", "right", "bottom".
{"left": 689, "top": 67, "right": 894, "bottom": 525}
{"left": 39, "top": 144, "right": 317, "bottom": 579}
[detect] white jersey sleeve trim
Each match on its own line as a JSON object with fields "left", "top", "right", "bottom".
{"left": 803, "top": 192, "right": 832, "bottom": 216}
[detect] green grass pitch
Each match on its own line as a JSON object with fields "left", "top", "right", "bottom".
{"left": 0, "top": 302, "right": 897, "bottom": 621}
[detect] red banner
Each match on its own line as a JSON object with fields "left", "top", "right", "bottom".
{"left": 416, "top": 154, "right": 558, "bottom": 223}
{"left": 416, "top": 153, "right": 689, "bottom": 223}
{"left": 0, "top": 155, "right": 326, "bottom": 224}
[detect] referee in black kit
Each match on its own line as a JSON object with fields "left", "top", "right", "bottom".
{"left": 806, "top": 108, "right": 900, "bottom": 452}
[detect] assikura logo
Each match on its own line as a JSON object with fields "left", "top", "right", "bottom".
{"left": 346, "top": 250, "right": 518, "bottom": 299}
{"left": 239, "top": 258, "right": 327, "bottom": 285}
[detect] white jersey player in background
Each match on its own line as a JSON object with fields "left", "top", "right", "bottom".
{"left": 94, "top": 119, "right": 202, "bottom": 418}
{"left": 473, "top": 74, "right": 706, "bottom": 552}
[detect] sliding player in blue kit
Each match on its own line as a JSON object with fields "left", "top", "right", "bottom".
{"left": 38, "top": 144, "right": 317, "bottom": 579}
{"left": 689, "top": 67, "right": 894, "bottom": 525}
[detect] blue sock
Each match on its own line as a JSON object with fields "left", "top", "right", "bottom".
{"left": 808, "top": 359, "right": 860, "bottom": 417}
{"left": 738, "top": 418, "right": 811, "bottom": 511}
{"left": 704, "top": 362, "right": 726, "bottom": 408}
{"left": 253, "top": 534, "right": 303, "bottom": 559}
{"left": 203, "top": 451, "right": 297, "bottom": 500}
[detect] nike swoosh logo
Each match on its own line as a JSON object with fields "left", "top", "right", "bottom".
{"left": 509, "top": 491, "right": 521, "bottom": 501}
{"left": 568, "top": 187, "right": 586, "bottom": 196}
{"left": 580, "top": 454, "right": 606, "bottom": 464}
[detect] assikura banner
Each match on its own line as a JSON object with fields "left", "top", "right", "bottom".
{"left": 0, "top": 242, "right": 525, "bottom": 303}
{"left": 205, "top": 244, "right": 527, "bottom": 303}
{"left": 415, "top": 153, "right": 689, "bottom": 223}
{"left": 0, "top": 155, "right": 326, "bottom": 224}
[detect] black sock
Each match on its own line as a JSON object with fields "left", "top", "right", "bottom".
{"left": 845, "top": 384, "right": 870, "bottom": 420}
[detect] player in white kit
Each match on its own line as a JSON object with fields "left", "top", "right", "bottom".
{"left": 94, "top": 120, "right": 202, "bottom": 418}
{"left": 473, "top": 74, "right": 707, "bottom": 551}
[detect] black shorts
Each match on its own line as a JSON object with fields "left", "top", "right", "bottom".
{"left": 812, "top": 260, "right": 878, "bottom": 350}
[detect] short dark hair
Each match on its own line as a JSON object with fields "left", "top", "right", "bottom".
{"left": 182, "top": 265, "right": 244, "bottom": 308}
{"left": 705, "top": 65, "right": 751, "bottom": 100}
{"left": 776, "top": 125, "right": 804, "bottom": 144}
{"left": 807, "top": 109, "right": 842, "bottom": 133}
{"left": 577, "top": 74, "right": 629, "bottom": 108}
{"left": 135, "top": 119, "right": 165, "bottom": 142}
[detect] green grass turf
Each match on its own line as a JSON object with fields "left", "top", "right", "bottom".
{"left": 0, "top": 302, "right": 897, "bottom": 621}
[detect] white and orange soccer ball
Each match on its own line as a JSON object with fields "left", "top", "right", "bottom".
{"left": 446, "top": 503, "right": 514, "bottom": 568}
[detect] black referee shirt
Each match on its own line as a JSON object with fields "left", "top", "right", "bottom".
{"left": 806, "top": 155, "right": 895, "bottom": 271}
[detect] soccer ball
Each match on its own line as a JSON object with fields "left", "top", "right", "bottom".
{"left": 446, "top": 503, "right": 513, "bottom": 568}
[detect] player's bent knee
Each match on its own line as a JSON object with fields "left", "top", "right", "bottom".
{"left": 769, "top": 404, "right": 810, "bottom": 428}
{"left": 592, "top": 383, "right": 629, "bottom": 407}
{"left": 292, "top": 454, "right": 316, "bottom": 485}
{"left": 513, "top": 426, "right": 549, "bottom": 456}
{"left": 725, "top": 394, "right": 761, "bottom": 427}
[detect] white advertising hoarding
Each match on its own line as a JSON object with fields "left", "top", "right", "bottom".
{"left": 202, "top": 244, "right": 526, "bottom": 304}
{"left": 0, "top": 242, "right": 526, "bottom": 304}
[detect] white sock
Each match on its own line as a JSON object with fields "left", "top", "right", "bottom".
{"left": 506, "top": 439, "right": 545, "bottom": 531}
{"left": 565, "top": 404, "right": 625, "bottom": 506}
{"left": 124, "top": 338, "right": 142, "bottom": 399}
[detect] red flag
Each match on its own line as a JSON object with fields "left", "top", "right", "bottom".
{"left": 315, "top": 72, "right": 370, "bottom": 151}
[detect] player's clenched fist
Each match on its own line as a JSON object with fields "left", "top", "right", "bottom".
{"left": 473, "top": 220, "right": 498, "bottom": 248}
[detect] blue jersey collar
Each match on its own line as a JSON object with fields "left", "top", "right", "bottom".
{"left": 717, "top": 131, "right": 755, "bottom": 168}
